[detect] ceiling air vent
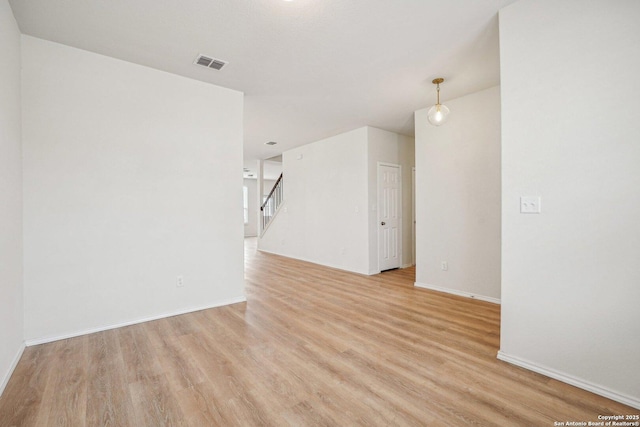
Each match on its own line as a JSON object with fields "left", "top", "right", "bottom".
{"left": 194, "top": 54, "right": 227, "bottom": 71}
{"left": 265, "top": 141, "right": 278, "bottom": 146}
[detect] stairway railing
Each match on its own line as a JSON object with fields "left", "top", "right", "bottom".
{"left": 260, "top": 173, "right": 283, "bottom": 233}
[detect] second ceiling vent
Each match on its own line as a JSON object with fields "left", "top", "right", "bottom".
{"left": 194, "top": 54, "right": 227, "bottom": 71}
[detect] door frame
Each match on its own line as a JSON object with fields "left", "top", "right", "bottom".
{"left": 377, "top": 162, "right": 402, "bottom": 272}
{"left": 412, "top": 166, "right": 416, "bottom": 266}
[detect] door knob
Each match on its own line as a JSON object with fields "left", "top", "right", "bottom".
{"left": 381, "top": 221, "right": 386, "bottom": 225}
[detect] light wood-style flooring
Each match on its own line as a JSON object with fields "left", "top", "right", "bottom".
{"left": 0, "top": 238, "right": 635, "bottom": 426}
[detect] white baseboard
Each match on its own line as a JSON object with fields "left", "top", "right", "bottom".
{"left": 25, "top": 296, "right": 247, "bottom": 347}
{"left": 257, "top": 248, "right": 371, "bottom": 276}
{"left": 0, "top": 341, "right": 26, "bottom": 398}
{"left": 257, "top": 248, "right": 413, "bottom": 276}
{"left": 497, "top": 351, "right": 640, "bottom": 410}
{"left": 414, "top": 281, "right": 500, "bottom": 304}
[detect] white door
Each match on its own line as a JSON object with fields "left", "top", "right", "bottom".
{"left": 378, "top": 163, "right": 402, "bottom": 271}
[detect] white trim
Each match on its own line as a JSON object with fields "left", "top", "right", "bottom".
{"left": 258, "top": 248, "right": 371, "bottom": 276}
{"left": 497, "top": 351, "right": 640, "bottom": 410}
{"left": 0, "top": 342, "right": 26, "bottom": 397}
{"left": 411, "top": 166, "right": 416, "bottom": 267}
{"left": 25, "top": 296, "right": 246, "bottom": 346}
{"left": 414, "top": 281, "right": 500, "bottom": 304}
{"left": 401, "top": 263, "right": 413, "bottom": 269}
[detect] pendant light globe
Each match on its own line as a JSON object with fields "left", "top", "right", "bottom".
{"left": 427, "top": 78, "right": 450, "bottom": 126}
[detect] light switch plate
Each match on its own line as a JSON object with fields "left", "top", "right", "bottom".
{"left": 520, "top": 196, "right": 541, "bottom": 214}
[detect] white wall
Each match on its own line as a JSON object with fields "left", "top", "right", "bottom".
{"left": 262, "top": 180, "right": 277, "bottom": 196}
{"left": 499, "top": 0, "right": 640, "bottom": 408}
{"left": 367, "top": 128, "right": 415, "bottom": 273}
{"left": 259, "top": 126, "right": 414, "bottom": 275}
{"left": 0, "top": 0, "right": 24, "bottom": 395}
{"left": 258, "top": 128, "right": 370, "bottom": 274}
{"left": 22, "top": 36, "right": 245, "bottom": 343}
{"left": 414, "top": 86, "right": 501, "bottom": 303}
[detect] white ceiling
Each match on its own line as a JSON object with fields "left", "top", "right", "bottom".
{"left": 9, "top": 0, "right": 517, "bottom": 169}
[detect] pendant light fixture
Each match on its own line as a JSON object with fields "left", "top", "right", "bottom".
{"left": 427, "top": 78, "right": 450, "bottom": 126}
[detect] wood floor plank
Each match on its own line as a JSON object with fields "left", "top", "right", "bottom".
{"left": 128, "top": 373, "right": 188, "bottom": 427}
{"left": 0, "top": 343, "right": 56, "bottom": 427}
{"left": 1, "top": 237, "right": 637, "bottom": 426}
{"left": 142, "top": 320, "right": 206, "bottom": 392}
{"left": 35, "top": 337, "right": 88, "bottom": 427}
{"left": 222, "top": 299, "right": 428, "bottom": 426}
{"left": 85, "top": 329, "right": 136, "bottom": 427}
